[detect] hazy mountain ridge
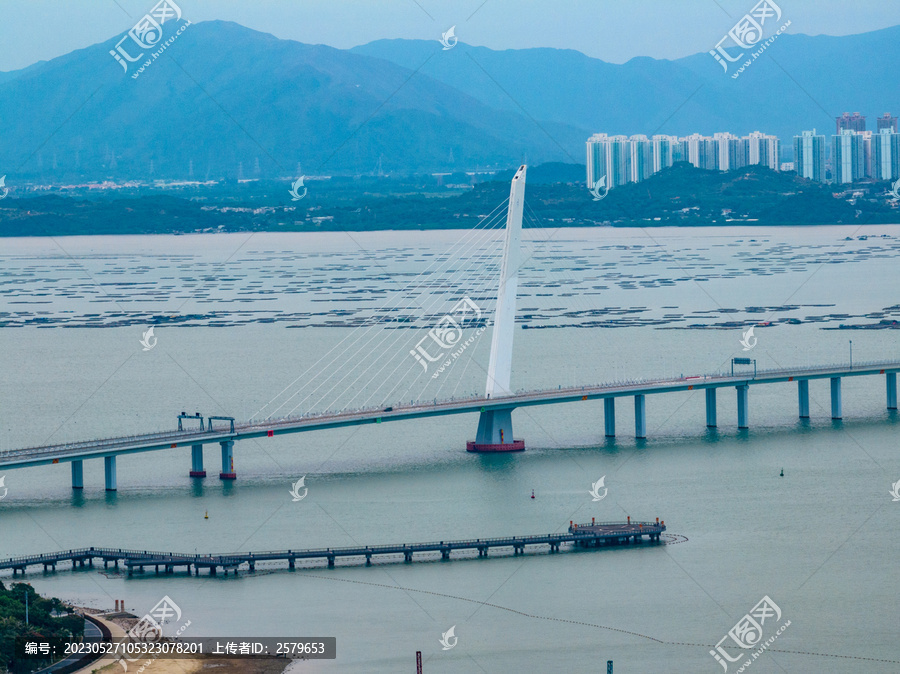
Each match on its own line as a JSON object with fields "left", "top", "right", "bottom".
{"left": 0, "top": 21, "right": 580, "bottom": 181}
{"left": 354, "top": 25, "right": 900, "bottom": 141}
{"left": 0, "top": 21, "right": 898, "bottom": 182}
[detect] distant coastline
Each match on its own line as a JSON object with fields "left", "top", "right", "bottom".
{"left": 1, "top": 164, "right": 898, "bottom": 237}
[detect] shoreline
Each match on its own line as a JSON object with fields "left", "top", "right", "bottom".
{"left": 71, "top": 607, "right": 290, "bottom": 674}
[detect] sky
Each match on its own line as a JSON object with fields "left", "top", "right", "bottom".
{"left": 2, "top": 0, "right": 900, "bottom": 71}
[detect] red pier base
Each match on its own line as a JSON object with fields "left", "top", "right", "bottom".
{"left": 466, "top": 440, "right": 525, "bottom": 453}
{"left": 189, "top": 471, "right": 207, "bottom": 478}
{"left": 219, "top": 472, "right": 237, "bottom": 480}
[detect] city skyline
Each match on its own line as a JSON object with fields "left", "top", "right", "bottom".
{"left": 587, "top": 118, "right": 900, "bottom": 188}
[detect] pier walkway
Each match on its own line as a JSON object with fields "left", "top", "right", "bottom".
{"left": 0, "top": 520, "right": 666, "bottom": 576}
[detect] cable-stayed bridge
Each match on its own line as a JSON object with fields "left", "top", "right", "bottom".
{"left": 2, "top": 166, "right": 899, "bottom": 491}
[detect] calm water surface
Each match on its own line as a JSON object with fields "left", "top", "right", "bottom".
{"left": 1, "top": 227, "right": 899, "bottom": 673}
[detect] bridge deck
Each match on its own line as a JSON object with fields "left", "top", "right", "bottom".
{"left": 0, "top": 522, "right": 666, "bottom": 574}
{"left": 1, "top": 360, "right": 897, "bottom": 470}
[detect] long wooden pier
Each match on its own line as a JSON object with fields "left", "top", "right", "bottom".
{"left": 0, "top": 520, "right": 666, "bottom": 576}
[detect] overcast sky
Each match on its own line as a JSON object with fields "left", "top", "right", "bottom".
{"left": 2, "top": 0, "right": 899, "bottom": 71}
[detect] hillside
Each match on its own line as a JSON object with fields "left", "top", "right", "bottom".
{"left": 3, "top": 164, "right": 893, "bottom": 237}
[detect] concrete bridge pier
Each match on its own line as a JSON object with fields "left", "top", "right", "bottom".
{"left": 705, "top": 388, "right": 717, "bottom": 428}
{"left": 104, "top": 456, "right": 117, "bottom": 491}
{"left": 190, "top": 444, "right": 206, "bottom": 478}
{"left": 736, "top": 385, "right": 749, "bottom": 429}
{"left": 831, "top": 377, "right": 842, "bottom": 419}
{"left": 887, "top": 372, "right": 897, "bottom": 410}
{"left": 604, "top": 398, "right": 616, "bottom": 437}
{"left": 634, "top": 395, "right": 646, "bottom": 439}
{"left": 219, "top": 440, "right": 236, "bottom": 479}
{"left": 467, "top": 408, "right": 524, "bottom": 452}
{"left": 798, "top": 380, "right": 810, "bottom": 418}
{"left": 71, "top": 460, "right": 84, "bottom": 489}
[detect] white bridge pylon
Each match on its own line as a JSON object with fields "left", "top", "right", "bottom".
{"left": 467, "top": 165, "right": 527, "bottom": 453}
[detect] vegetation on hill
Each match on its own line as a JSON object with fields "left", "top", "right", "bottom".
{"left": 1, "top": 163, "right": 896, "bottom": 236}
{"left": 0, "top": 581, "right": 83, "bottom": 673}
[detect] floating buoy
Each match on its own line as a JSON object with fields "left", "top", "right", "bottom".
{"left": 530, "top": 489, "right": 535, "bottom": 499}
{"left": 779, "top": 468, "right": 784, "bottom": 477}
{"left": 204, "top": 510, "right": 209, "bottom": 519}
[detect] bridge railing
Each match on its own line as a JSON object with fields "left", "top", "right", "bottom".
{"left": 4, "top": 360, "right": 899, "bottom": 461}
{"left": 0, "top": 547, "right": 181, "bottom": 566}
{"left": 4, "top": 428, "right": 220, "bottom": 458}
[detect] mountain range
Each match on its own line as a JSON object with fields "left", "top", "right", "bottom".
{"left": 0, "top": 20, "right": 898, "bottom": 181}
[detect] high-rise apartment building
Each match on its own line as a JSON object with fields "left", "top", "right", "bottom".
{"left": 586, "top": 133, "right": 630, "bottom": 189}
{"left": 836, "top": 112, "right": 866, "bottom": 134}
{"left": 876, "top": 113, "right": 898, "bottom": 133}
{"left": 628, "top": 135, "right": 654, "bottom": 183}
{"left": 747, "top": 131, "right": 780, "bottom": 170}
{"left": 873, "top": 128, "right": 900, "bottom": 180}
{"left": 833, "top": 130, "right": 867, "bottom": 184}
{"left": 793, "top": 130, "right": 826, "bottom": 182}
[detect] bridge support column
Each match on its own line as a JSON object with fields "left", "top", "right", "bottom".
{"left": 604, "top": 398, "right": 615, "bottom": 438}
{"left": 634, "top": 395, "right": 646, "bottom": 439}
{"left": 831, "top": 377, "right": 842, "bottom": 420}
{"left": 705, "top": 388, "right": 717, "bottom": 428}
{"left": 219, "top": 440, "right": 236, "bottom": 479}
{"left": 71, "top": 460, "right": 84, "bottom": 489}
{"left": 104, "top": 456, "right": 117, "bottom": 491}
{"left": 736, "top": 385, "right": 749, "bottom": 429}
{"left": 887, "top": 372, "right": 897, "bottom": 410}
{"left": 798, "top": 380, "right": 810, "bottom": 419}
{"left": 190, "top": 444, "right": 206, "bottom": 478}
{"left": 467, "top": 408, "right": 524, "bottom": 452}
{"left": 469, "top": 167, "right": 526, "bottom": 454}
